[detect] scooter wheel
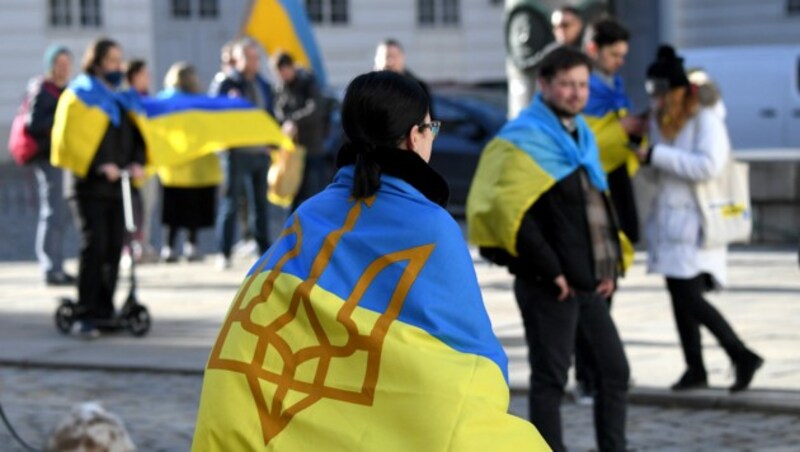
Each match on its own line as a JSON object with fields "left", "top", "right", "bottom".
{"left": 55, "top": 299, "right": 77, "bottom": 334}
{"left": 126, "top": 305, "right": 151, "bottom": 337}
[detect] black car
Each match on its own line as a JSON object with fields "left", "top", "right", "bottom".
{"left": 322, "top": 88, "right": 507, "bottom": 216}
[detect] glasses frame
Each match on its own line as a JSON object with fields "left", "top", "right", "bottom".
{"left": 418, "top": 120, "right": 441, "bottom": 139}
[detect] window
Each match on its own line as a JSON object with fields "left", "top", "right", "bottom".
{"left": 788, "top": 0, "right": 800, "bottom": 15}
{"left": 79, "top": 0, "right": 102, "bottom": 27}
{"left": 199, "top": 0, "right": 219, "bottom": 18}
{"left": 417, "top": 0, "right": 460, "bottom": 27}
{"left": 171, "top": 0, "right": 191, "bottom": 18}
{"left": 305, "top": 0, "right": 348, "bottom": 25}
{"left": 49, "top": 0, "right": 72, "bottom": 27}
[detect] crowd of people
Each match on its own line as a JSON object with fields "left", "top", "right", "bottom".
{"left": 17, "top": 6, "right": 766, "bottom": 451}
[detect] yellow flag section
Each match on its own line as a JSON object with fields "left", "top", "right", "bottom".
{"left": 584, "top": 113, "right": 640, "bottom": 177}
{"left": 467, "top": 137, "right": 557, "bottom": 256}
{"left": 192, "top": 167, "right": 548, "bottom": 451}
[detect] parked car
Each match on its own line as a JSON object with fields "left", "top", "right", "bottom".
{"left": 322, "top": 88, "right": 507, "bottom": 216}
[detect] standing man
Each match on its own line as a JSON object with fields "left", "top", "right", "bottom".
{"left": 211, "top": 38, "right": 273, "bottom": 270}
{"left": 374, "top": 38, "right": 432, "bottom": 106}
{"left": 575, "top": 17, "right": 644, "bottom": 403}
{"left": 26, "top": 44, "right": 74, "bottom": 286}
{"left": 272, "top": 52, "right": 327, "bottom": 208}
{"left": 467, "top": 47, "right": 629, "bottom": 452}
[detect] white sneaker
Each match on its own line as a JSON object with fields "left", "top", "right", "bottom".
{"left": 184, "top": 243, "right": 204, "bottom": 262}
{"left": 216, "top": 255, "right": 232, "bottom": 270}
{"left": 161, "top": 246, "right": 178, "bottom": 263}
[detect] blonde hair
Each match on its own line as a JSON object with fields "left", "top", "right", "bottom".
{"left": 164, "top": 61, "right": 200, "bottom": 94}
{"left": 656, "top": 85, "right": 700, "bottom": 141}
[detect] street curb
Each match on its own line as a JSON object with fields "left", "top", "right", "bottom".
{"left": 511, "top": 386, "right": 800, "bottom": 416}
{"left": 3, "top": 360, "right": 798, "bottom": 416}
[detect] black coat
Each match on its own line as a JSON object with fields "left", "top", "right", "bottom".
{"left": 25, "top": 79, "right": 64, "bottom": 161}
{"left": 482, "top": 169, "right": 622, "bottom": 293}
{"left": 273, "top": 69, "right": 325, "bottom": 155}
{"left": 66, "top": 99, "right": 146, "bottom": 200}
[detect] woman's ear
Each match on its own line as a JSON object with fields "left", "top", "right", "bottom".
{"left": 405, "top": 124, "right": 420, "bottom": 151}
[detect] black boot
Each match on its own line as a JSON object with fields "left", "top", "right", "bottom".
{"left": 730, "top": 350, "right": 764, "bottom": 393}
{"left": 671, "top": 369, "right": 708, "bottom": 391}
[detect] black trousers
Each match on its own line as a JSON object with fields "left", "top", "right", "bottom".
{"left": 665, "top": 275, "right": 746, "bottom": 375}
{"left": 71, "top": 196, "right": 125, "bottom": 321}
{"left": 574, "top": 296, "right": 613, "bottom": 392}
{"left": 514, "top": 278, "right": 629, "bottom": 452}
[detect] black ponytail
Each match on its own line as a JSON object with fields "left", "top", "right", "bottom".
{"left": 340, "top": 71, "right": 429, "bottom": 199}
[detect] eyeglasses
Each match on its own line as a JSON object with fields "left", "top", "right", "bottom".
{"left": 418, "top": 120, "right": 441, "bottom": 139}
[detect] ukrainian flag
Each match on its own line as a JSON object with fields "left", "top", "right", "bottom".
{"left": 467, "top": 93, "right": 610, "bottom": 257}
{"left": 51, "top": 74, "right": 146, "bottom": 177}
{"left": 192, "top": 166, "right": 548, "bottom": 451}
{"left": 243, "top": 0, "right": 327, "bottom": 87}
{"left": 583, "top": 73, "right": 639, "bottom": 177}
{"left": 142, "top": 90, "right": 294, "bottom": 168}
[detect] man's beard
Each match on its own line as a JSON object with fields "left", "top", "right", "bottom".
{"left": 543, "top": 98, "right": 579, "bottom": 119}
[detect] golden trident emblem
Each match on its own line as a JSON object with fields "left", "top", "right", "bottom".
{"left": 207, "top": 200, "right": 434, "bottom": 445}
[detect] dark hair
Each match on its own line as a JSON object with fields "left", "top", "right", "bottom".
{"left": 554, "top": 6, "right": 582, "bottom": 21}
{"left": 379, "top": 38, "right": 403, "bottom": 51}
{"left": 587, "top": 18, "right": 629, "bottom": 48}
{"left": 646, "top": 44, "right": 690, "bottom": 89}
{"left": 341, "top": 71, "right": 429, "bottom": 199}
{"left": 538, "top": 46, "right": 593, "bottom": 82}
{"left": 274, "top": 51, "right": 294, "bottom": 69}
{"left": 81, "top": 37, "right": 120, "bottom": 76}
{"left": 125, "top": 59, "right": 146, "bottom": 84}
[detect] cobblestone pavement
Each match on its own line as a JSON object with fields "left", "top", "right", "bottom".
{"left": 2, "top": 366, "right": 799, "bottom": 452}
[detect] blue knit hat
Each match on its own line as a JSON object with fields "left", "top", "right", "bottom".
{"left": 43, "top": 44, "right": 71, "bottom": 72}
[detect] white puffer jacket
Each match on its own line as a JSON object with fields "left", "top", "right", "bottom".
{"left": 645, "top": 105, "right": 730, "bottom": 286}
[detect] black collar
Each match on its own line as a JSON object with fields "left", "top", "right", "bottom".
{"left": 336, "top": 144, "right": 450, "bottom": 208}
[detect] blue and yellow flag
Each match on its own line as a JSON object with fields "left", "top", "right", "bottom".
{"left": 192, "top": 167, "right": 547, "bottom": 451}
{"left": 51, "top": 75, "right": 146, "bottom": 177}
{"left": 583, "top": 73, "right": 639, "bottom": 176}
{"left": 142, "top": 89, "right": 293, "bottom": 169}
{"left": 244, "top": 0, "right": 327, "bottom": 87}
{"left": 467, "top": 94, "right": 607, "bottom": 257}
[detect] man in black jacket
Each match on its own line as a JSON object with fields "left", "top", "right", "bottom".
{"left": 272, "top": 52, "right": 327, "bottom": 208}
{"left": 210, "top": 38, "right": 274, "bottom": 270}
{"left": 26, "top": 44, "right": 74, "bottom": 285}
{"left": 470, "top": 47, "right": 629, "bottom": 451}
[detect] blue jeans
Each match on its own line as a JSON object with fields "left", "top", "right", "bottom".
{"left": 216, "top": 151, "right": 270, "bottom": 258}
{"left": 33, "top": 160, "right": 67, "bottom": 277}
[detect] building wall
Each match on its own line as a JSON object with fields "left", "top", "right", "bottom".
{"left": 669, "top": 0, "right": 800, "bottom": 48}
{"left": 0, "top": 0, "right": 154, "bottom": 162}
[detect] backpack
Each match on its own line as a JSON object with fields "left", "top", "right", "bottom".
{"left": 7, "top": 80, "right": 60, "bottom": 166}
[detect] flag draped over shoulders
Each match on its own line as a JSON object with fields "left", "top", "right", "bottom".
{"left": 583, "top": 73, "right": 639, "bottom": 176}
{"left": 51, "top": 74, "right": 146, "bottom": 177}
{"left": 192, "top": 166, "right": 547, "bottom": 451}
{"left": 467, "top": 93, "right": 606, "bottom": 256}
{"left": 52, "top": 77, "right": 293, "bottom": 177}
{"left": 243, "top": 0, "right": 327, "bottom": 87}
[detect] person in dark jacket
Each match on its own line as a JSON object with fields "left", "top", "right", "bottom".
{"left": 61, "top": 38, "right": 147, "bottom": 337}
{"left": 467, "top": 48, "right": 629, "bottom": 452}
{"left": 272, "top": 52, "right": 327, "bottom": 208}
{"left": 210, "top": 38, "right": 273, "bottom": 270}
{"left": 26, "top": 44, "right": 74, "bottom": 286}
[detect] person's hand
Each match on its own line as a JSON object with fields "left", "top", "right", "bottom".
{"left": 596, "top": 278, "right": 616, "bottom": 299}
{"left": 634, "top": 145, "right": 651, "bottom": 164}
{"left": 620, "top": 115, "right": 645, "bottom": 137}
{"left": 128, "top": 163, "right": 145, "bottom": 180}
{"left": 282, "top": 121, "right": 298, "bottom": 140}
{"left": 98, "top": 163, "right": 120, "bottom": 182}
{"left": 554, "top": 275, "right": 574, "bottom": 301}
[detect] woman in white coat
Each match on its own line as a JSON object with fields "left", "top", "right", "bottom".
{"left": 636, "top": 46, "right": 762, "bottom": 393}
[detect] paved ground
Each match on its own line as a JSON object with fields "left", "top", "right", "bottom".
{"left": 2, "top": 162, "right": 800, "bottom": 450}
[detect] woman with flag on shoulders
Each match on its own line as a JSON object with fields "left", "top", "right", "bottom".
{"left": 191, "top": 71, "right": 548, "bottom": 451}
{"left": 52, "top": 37, "right": 147, "bottom": 338}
